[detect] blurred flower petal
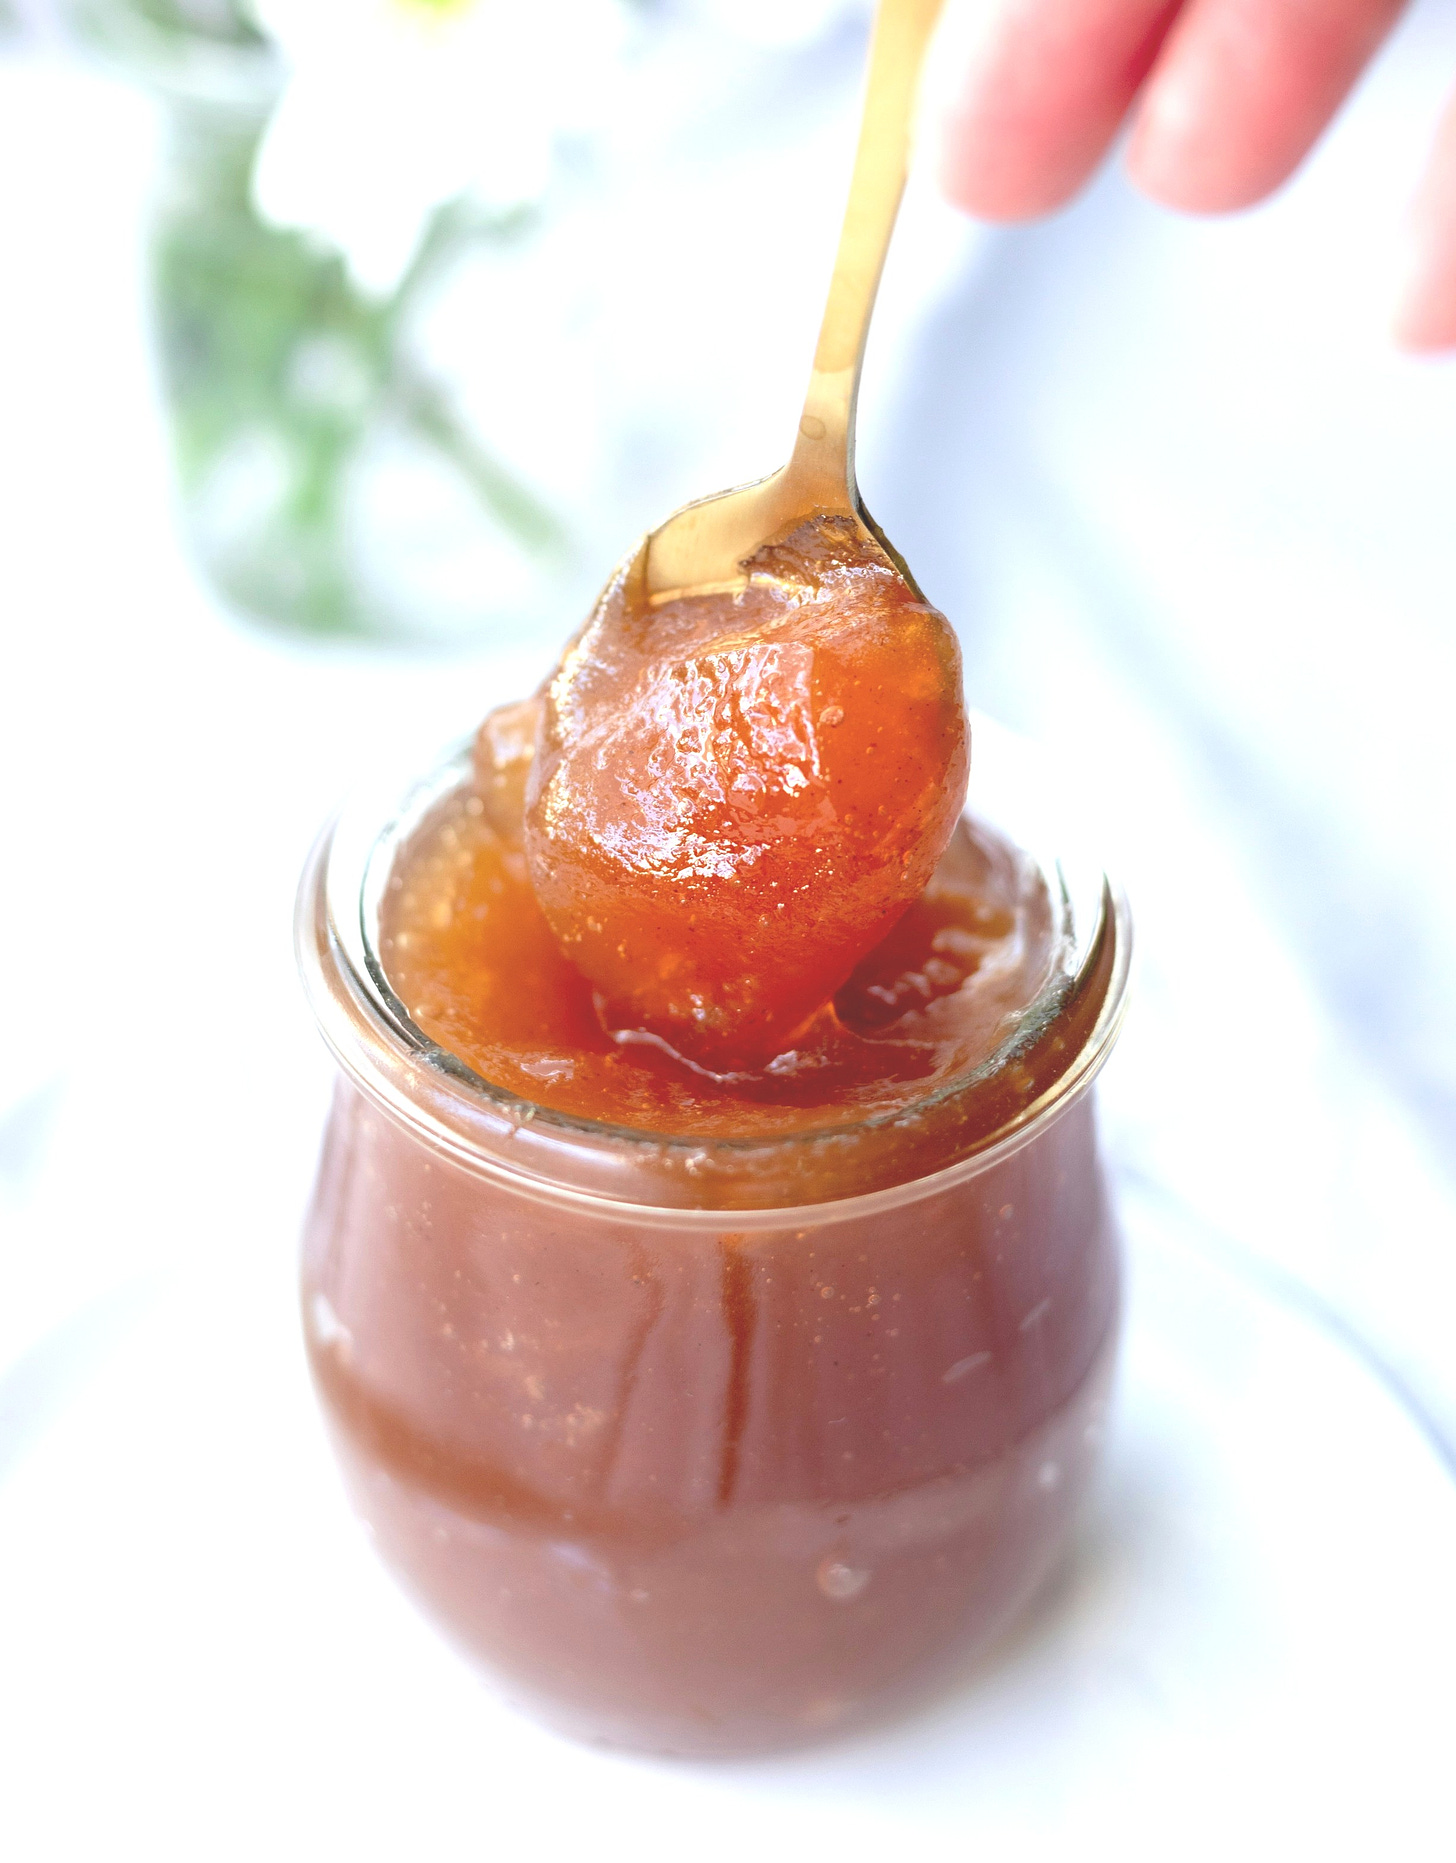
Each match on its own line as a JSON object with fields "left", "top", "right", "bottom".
{"left": 245, "top": 0, "right": 633, "bottom": 292}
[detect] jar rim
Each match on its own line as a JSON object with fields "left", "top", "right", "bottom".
{"left": 296, "top": 716, "right": 1133, "bottom": 1219}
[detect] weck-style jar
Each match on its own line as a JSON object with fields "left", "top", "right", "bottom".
{"left": 295, "top": 718, "right": 1131, "bottom": 1756}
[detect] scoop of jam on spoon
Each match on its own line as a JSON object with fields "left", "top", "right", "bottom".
{"left": 479, "top": 0, "right": 966, "bottom": 1073}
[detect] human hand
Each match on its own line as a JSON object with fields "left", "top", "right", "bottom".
{"left": 937, "top": 0, "right": 1456, "bottom": 350}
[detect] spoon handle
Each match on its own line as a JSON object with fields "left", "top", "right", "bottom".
{"left": 788, "top": 0, "right": 945, "bottom": 514}
{"left": 642, "top": 0, "right": 943, "bottom": 603}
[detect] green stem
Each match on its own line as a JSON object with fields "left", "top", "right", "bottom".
{"left": 397, "top": 372, "right": 569, "bottom": 559}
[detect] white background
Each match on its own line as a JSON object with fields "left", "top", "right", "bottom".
{"left": 2, "top": 5, "right": 1455, "bottom": 1855}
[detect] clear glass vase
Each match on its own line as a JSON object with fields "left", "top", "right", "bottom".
{"left": 150, "top": 103, "right": 579, "bottom": 646}
{"left": 71, "top": 0, "right": 885, "bottom": 650}
{"left": 73, "top": 0, "right": 583, "bottom": 646}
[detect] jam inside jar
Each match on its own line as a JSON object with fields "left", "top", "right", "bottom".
{"left": 295, "top": 718, "right": 1131, "bottom": 1757}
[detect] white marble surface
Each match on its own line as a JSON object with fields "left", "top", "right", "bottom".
{"left": 2, "top": 12, "right": 1455, "bottom": 1857}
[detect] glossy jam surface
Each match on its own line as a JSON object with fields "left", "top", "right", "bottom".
{"left": 381, "top": 787, "right": 1059, "bottom": 1143}
{"left": 520, "top": 517, "right": 968, "bottom": 1070}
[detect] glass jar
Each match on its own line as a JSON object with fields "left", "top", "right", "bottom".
{"left": 295, "top": 719, "right": 1131, "bottom": 1756}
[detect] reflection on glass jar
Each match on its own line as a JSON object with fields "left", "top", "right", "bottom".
{"left": 296, "top": 724, "right": 1131, "bottom": 1755}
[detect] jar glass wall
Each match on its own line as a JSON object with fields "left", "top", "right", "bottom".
{"left": 296, "top": 721, "right": 1131, "bottom": 1756}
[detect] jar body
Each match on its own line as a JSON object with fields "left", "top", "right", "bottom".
{"left": 301, "top": 1076, "right": 1119, "bottom": 1756}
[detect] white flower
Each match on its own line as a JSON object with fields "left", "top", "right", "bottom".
{"left": 247, "top": 0, "right": 634, "bottom": 295}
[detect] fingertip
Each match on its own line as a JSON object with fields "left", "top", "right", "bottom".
{"left": 1124, "top": 50, "right": 1316, "bottom": 216}
{"left": 1391, "top": 319, "right": 1456, "bottom": 355}
{"left": 1393, "top": 88, "right": 1456, "bottom": 353}
{"left": 1391, "top": 258, "right": 1456, "bottom": 354}
{"left": 1124, "top": 0, "right": 1406, "bottom": 221}
{"left": 937, "top": 135, "right": 1094, "bottom": 223}
{"left": 1124, "top": 124, "right": 1281, "bottom": 215}
{"left": 932, "top": 0, "right": 1182, "bottom": 225}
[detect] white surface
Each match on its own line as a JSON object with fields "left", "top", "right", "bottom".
{"left": 3, "top": 1193, "right": 1454, "bottom": 1861}
{"left": 2, "top": 13, "right": 1455, "bottom": 1858}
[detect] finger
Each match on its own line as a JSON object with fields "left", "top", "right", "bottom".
{"left": 1394, "top": 84, "right": 1456, "bottom": 351}
{"left": 938, "top": 0, "right": 1184, "bottom": 220}
{"left": 1127, "top": 0, "right": 1408, "bottom": 213}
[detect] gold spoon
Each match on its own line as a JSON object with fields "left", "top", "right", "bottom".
{"left": 643, "top": 0, "right": 945, "bottom": 607}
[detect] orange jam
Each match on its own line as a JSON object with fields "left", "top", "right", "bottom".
{"left": 518, "top": 516, "right": 968, "bottom": 1071}
{"left": 382, "top": 789, "right": 1060, "bottom": 1143}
